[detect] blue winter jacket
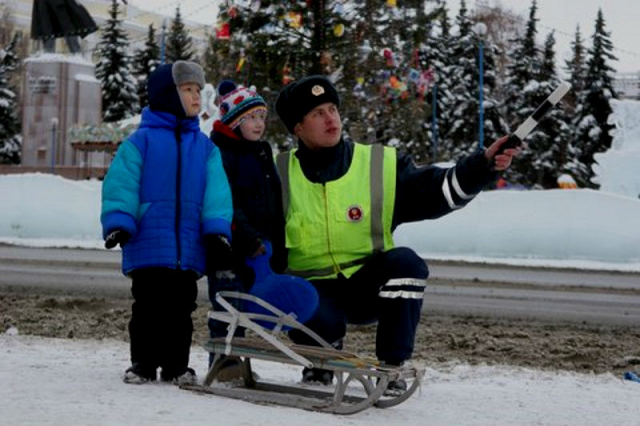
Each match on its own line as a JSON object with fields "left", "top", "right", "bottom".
{"left": 101, "top": 107, "right": 233, "bottom": 276}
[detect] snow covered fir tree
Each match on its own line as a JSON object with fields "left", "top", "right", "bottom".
{"left": 572, "top": 9, "right": 618, "bottom": 188}
{"left": 132, "top": 24, "right": 160, "bottom": 110}
{"left": 0, "top": 0, "right": 625, "bottom": 189}
{"left": 165, "top": 6, "right": 195, "bottom": 62}
{"left": 95, "top": 0, "right": 140, "bottom": 123}
{"left": 0, "top": 33, "right": 21, "bottom": 164}
{"left": 202, "top": 0, "right": 623, "bottom": 187}
{"left": 446, "top": 0, "right": 506, "bottom": 161}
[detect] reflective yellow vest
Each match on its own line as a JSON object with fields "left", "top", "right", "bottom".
{"left": 276, "top": 143, "right": 396, "bottom": 280}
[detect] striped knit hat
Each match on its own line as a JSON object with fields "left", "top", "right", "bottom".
{"left": 217, "top": 80, "right": 267, "bottom": 129}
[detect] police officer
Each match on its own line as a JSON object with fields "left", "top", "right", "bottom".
{"left": 274, "top": 75, "right": 517, "bottom": 393}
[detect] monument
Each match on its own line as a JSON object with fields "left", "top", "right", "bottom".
{"left": 30, "top": 0, "right": 98, "bottom": 54}
{"left": 21, "top": 0, "right": 102, "bottom": 173}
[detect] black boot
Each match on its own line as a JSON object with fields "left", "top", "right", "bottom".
{"left": 301, "top": 367, "right": 333, "bottom": 385}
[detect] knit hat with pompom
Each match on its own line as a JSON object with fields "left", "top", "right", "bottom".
{"left": 217, "top": 80, "right": 267, "bottom": 129}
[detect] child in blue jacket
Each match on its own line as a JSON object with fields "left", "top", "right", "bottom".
{"left": 101, "top": 61, "right": 233, "bottom": 385}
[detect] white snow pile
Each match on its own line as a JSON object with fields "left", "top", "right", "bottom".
{"left": 593, "top": 98, "right": 640, "bottom": 199}
{"left": 1, "top": 173, "right": 640, "bottom": 269}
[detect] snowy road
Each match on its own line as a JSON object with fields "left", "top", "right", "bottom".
{"left": 2, "top": 245, "right": 639, "bottom": 326}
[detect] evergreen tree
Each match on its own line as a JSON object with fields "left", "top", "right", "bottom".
{"left": 447, "top": 0, "right": 506, "bottom": 161}
{"left": 132, "top": 24, "right": 160, "bottom": 111}
{"left": 502, "top": 0, "right": 542, "bottom": 186}
{"left": 95, "top": 0, "right": 139, "bottom": 122}
{"left": 202, "top": 1, "right": 315, "bottom": 146}
{"left": 573, "top": 9, "right": 618, "bottom": 188}
{"left": 532, "top": 31, "right": 571, "bottom": 188}
{"left": 562, "top": 25, "right": 588, "bottom": 185}
{"left": 564, "top": 25, "right": 587, "bottom": 110}
{"left": 165, "top": 6, "right": 195, "bottom": 63}
{"left": 357, "top": 1, "right": 443, "bottom": 162}
{"left": 423, "top": 8, "right": 455, "bottom": 162}
{"left": 203, "top": 1, "right": 442, "bottom": 150}
{"left": 202, "top": 33, "right": 234, "bottom": 84}
{"left": 447, "top": 0, "right": 479, "bottom": 158}
{"left": 503, "top": 0, "right": 540, "bottom": 126}
{"left": 0, "top": 33, "right": 21, "bottom": 164}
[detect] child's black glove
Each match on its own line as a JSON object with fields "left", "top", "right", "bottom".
{"left": 206, "top": 234, "right": 233, "bottom": 273}
{"left": 104, "top": 230, "right": 131, "bottom": 249}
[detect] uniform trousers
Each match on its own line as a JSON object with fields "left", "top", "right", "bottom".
{"left": 288, "top": 247, "right": 429, "bottom": 365}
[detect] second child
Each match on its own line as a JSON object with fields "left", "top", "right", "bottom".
{"left": 207, "top": 81, "right": 286, "bottom": 379}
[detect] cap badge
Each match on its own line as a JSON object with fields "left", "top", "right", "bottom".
{"left": 311, "top": 85, "right": 325, "bottom": 96}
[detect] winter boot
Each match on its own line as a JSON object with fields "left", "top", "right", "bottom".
{"left": 172, "top": 368, "right": 197, "bottom": 386}
{"left": 301, "top": 367, "right": 334, "bottom": 385}
{"left": 383, "top": 378, "right": 408, "bottom": 396}
{"left": 123, "top": 363, "right": 156, "bottom": 384}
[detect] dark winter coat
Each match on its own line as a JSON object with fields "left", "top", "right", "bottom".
{"left": 292, "top": 138, "right": 498, "bottom": 230}
{"left": 211, "top": 121, "right": 287, "bottom": 275}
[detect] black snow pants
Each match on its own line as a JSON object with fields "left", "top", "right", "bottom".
{"left": 288, "top": 247, "right": 428, "bottom": 365}
{"left": 128, "top": 267, "right": 198, "bottom": 380}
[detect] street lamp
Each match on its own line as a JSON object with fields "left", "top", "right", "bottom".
{"left": 160, "top": 19, "right": 167, "bottom": 65}
{"left": 50, "top": 117, "right": 58, "bottom": 174}
{"left": 473, "top": 22, "right": 487, "bottom": 151}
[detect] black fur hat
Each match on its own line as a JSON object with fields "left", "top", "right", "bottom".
{"left": 275, "top": 75, "right": 340, "bottom": 133}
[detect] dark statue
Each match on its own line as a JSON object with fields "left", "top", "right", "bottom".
{"left": 30, "top": 0, "right": 98, "bottom": 54}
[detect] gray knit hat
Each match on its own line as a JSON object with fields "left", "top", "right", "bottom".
{"left": 172, "top": 60, "right": 205, "bottom": 89}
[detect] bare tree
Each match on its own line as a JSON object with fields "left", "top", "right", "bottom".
{"left": 472, "top": 0, "right": 525, "bottom": 80}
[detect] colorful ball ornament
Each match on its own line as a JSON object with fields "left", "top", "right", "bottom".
{"left": 333, "top": 23, "right": 345, "bottom": 37}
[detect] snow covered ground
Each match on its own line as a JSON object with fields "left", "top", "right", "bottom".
{"left": 1, "top": 172, "right": 640, "bottom": 425}
{"left": 2, "top": 334, "right": 639, "bottom": 426}
{"left": 3, "top": 114, "right": 640, "bottom": 426}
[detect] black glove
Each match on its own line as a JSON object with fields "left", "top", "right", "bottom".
{"left": 206, "top": 234, "right": 233, "bottom": 272}
{"left": 104, "top": 230, "right": 131, "bottom": 249}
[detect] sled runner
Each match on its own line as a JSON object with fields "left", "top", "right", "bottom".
{"left": 181, "top": 291, "right": 423, "bottom": 414}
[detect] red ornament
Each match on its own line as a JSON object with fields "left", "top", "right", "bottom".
{"left": 216, "top": 22, "right": 230, "bottom": 40}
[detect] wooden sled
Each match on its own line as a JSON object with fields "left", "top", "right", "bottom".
{"left": 181, "top": 291, "right": 423, "bottom": 415}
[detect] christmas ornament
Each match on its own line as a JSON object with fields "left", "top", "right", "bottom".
{"left": 285, "top": 11, "right": 302, "bottom": 29}
{"left": 333, "top": 23, "right": 344, "bottom": 37}
{"left": 236, "top": 57, "right": 246, "bottom": 73}
{"left": 320, "top": 51, "right": 333, "bottom": 72}
{"left": 282, "top": 65, "right": 293, "bottom": 85}
{"left": 215, "top": 21, "right": 230, "bottom": 40}
{"left": 408, "top": 68, "right": 420, "bottom": 84}
{"left": 383, "top": 48, "right": 395, "bottom": 67}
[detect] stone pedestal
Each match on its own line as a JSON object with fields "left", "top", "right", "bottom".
{"left": 21, "top": 54, "right": 102, "bottom": 169}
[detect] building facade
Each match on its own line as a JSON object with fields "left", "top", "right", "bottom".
{"left": 613, "top": 72, "right": 640, "bottom": 100}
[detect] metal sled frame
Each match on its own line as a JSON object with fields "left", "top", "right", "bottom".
{"left": 181, "top": 291, "right": 423, "bottom": 414}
